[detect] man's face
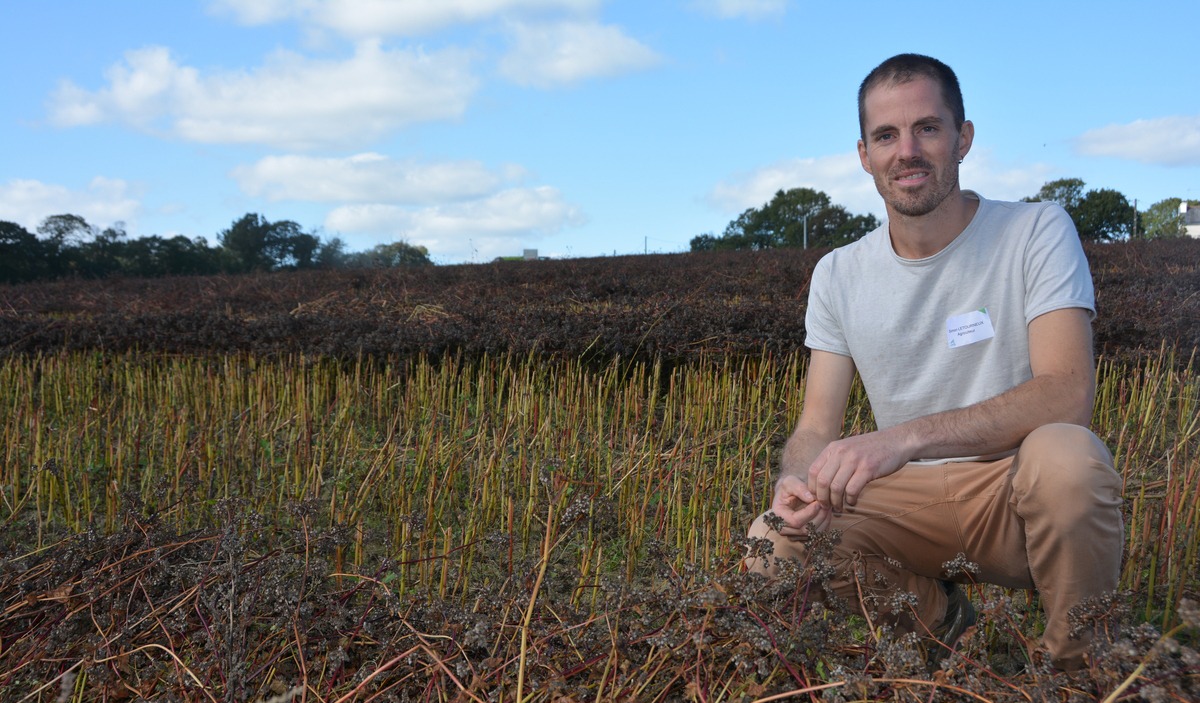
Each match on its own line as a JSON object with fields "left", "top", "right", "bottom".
{"left": 857, "top": 76, "right": 973, "bottom": 219}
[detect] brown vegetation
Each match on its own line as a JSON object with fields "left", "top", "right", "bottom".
{"left": 2, "top": 239, "right": 1197, "bottom": 363}
{"left": 0, "top": 240, "right": 1197, "bottom": 701}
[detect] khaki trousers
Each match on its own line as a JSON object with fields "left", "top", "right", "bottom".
{"left": 746, "top": 423, "right": 1123, "bottom": 670}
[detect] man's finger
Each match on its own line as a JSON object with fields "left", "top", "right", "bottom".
{"left": 808, "top": 455, "right": 834, "bottom": 508}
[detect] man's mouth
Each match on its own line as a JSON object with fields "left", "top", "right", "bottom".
{"left": 892, "top": 170, "right": 931, "bottom": 187}
{"left": 892, "top": 160, "right": 934, "bottom": 184}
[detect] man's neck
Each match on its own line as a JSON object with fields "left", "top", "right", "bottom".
{"left": 887, "top": 190, "right": 980, "bottom": 260}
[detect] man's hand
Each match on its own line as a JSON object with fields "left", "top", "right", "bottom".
{"left": 771, "top": 475, "right": 833, "bottom": 533}
{"left": 806, "top": 430, "right": 912, "bottom": 512}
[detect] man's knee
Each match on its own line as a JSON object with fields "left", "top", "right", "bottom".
{"left": 744, "top": 512, "right": 782, "bottom": 575}
{"left": 1012, "top": 423, "right": 1121, "bottom": 517}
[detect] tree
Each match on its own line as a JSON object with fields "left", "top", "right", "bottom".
{"left": 1022, "top": 178, "right": 1086, "bottom": 213}
{"left": 314, "top": 237, "right": 349, "bottom": 268}
{"left": 36, "top": 213, "right": 98, "bottom": 276}
{"left": 807, "top": 206, "right": 880, "bottom": 248}
{"left": 0, "top": 221, "right": 51, "bottom": 282}
{"left": 750, "top": 188, "right": 833, "bottom": 248}
{"left": 280, "top": 226, "right": 320, "bottom": 269}
{"left": 158, "top": 236, "right": 222, "bottom": 275}
{"left": 76, "top": 222, "right": 128, "bottom": 278}
{"left": 689, "top": 232, "right": 719, "bottom": 252}
{"left": 1024, "top": 178, "right": 1138, "bottom": 242}
{"left": 218, "top": 213, "right": 320, "bottom": 272}
{"left": 37, "top": 213, "right": 96, "bottom": 246}
{"left": 692, "top": 188, "right": 878, "bottom": 252}
{"left": 349, "top": 241, "right": 433, "bottom": 268}
{"left": 1138, "top": 198, "right": 1192, "bottom": 240}
{"left": 720, "top": 208, "right": 770, "bottom": 250}
{"left": 1074, "top": 188, "right": 1134, "bottom": 242}
{"left": 119, "top": 235, "right": 222, "bottom": 277}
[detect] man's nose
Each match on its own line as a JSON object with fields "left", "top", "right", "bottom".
{"left": 897, "top": 133, "right": 921, "bottom": 159}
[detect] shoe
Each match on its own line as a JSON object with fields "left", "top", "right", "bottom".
{"left": 925, "top": 581, "right": 977, "bottom": 668}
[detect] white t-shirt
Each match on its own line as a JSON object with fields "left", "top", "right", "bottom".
{"left": 805, "top": 192, "right": 1094, "bottom": 433}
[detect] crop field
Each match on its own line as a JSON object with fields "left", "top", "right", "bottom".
{"left": 1, "top": 240, "right": 1198, "bottom": 701}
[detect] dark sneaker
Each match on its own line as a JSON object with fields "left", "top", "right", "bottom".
{"left": 925, "top": 581, "right": 977, "bottom": 668}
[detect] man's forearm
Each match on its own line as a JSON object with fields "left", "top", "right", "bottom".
{"left": 890, "top": 370, "right": 1094, "bottom": 462}
{"left": 779, "top": 428, "right": 836, "bottom": 482}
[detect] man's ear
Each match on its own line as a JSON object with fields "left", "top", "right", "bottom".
{"left": 858, "top": 139, "right": 872, "bottom": 174}
{"left": 957, "top": 120, "right": 974, "bottom": 161}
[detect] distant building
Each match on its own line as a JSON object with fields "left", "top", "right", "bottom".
{"left": 494, "top": 248, "right": 549, "bottom": 263}
{"left": 1182, "top": 202, "right": 1200, "bottom": 239}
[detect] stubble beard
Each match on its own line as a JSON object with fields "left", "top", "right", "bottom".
{"left": 878, "top": 144, "right": 962, "bottom": 218}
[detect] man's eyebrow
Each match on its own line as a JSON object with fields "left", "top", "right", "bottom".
{"left": 868, "top": 123, "right": 897, "bottom": 139}
{"left": 868, "top": 115, "right": 945, "bottom": 138}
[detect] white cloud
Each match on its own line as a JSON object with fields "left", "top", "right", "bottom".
{"left": 0, "top": 177, "right": 142, "bottom": 232}
{"left": 690, "top": 0, "right": 788, "bottom": 20}
{"left": 958, "top": 148, "right": 1056, "bottom": 203}
{"left": 499, "top": 20, "right": 660, "bottom": 88}
{"left": 708, "top": 152, "right": 877, "bottom": 216}
{"left": 235, "top": 152, "right": 584, "bottom": 261}
{"left": 1075, "top": 115, "right": 1200, "bottom": 167}
{"left": 49, "top": 41, "right": 477, "bottom": 150}
{"left": 210, "top": 0, "right": 601, "bottom": 37}
{"left": 707, "top": 148, "right": 1055, "bottom": 220}
{"left": 208, "top": 0, "right": 306, "bottom": 24}
{"left": 232, "top": 153, "right": 525, "bottom": 204}
{"left": 326, "top": 186, "right": 584, "bottom": 261}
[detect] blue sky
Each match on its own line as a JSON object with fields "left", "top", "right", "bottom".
{"left": 3, "top": 1, "right": 1198, "bottom": 264}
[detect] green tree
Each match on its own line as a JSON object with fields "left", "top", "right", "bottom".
{"left": 218, "top": 213, "right": 320, "bottom": 272}
{"left": 120, "top": 235, "right": 222, "bottom": 277}
{"left": 693, "top": 188, "right": 878, "bottom": 252}
{"left": 1138, "top": 198, "right": 1193, "bottom": 240}
{"left": 688, "top": 232, "right": 719, "bottom": 252}
{"left": 0, "top": 221, "right": 51, "bottom": 282}
{"left": 314, "top": 236, "right": 349, "bottom": 268}
{"left": 750, "top": 188, "right": 833, "bottom": 248}
{"left": 1074, "top": 188, "right": 1135, "bottom": 242}
{"left": 1022, "top": 178, "right": 1086, "bottom": 213}
{"left": 282, "top": 226, "right": 321, "bottom": 269}
{"left": 37, "top": 213, "right": 95, "bottom": 246}
{"left": 1024, "top": 179, "right": 1137, "bottom": 242}
{"left": 720, "top": 208, "right": 769, "bottom": 250}
{"left": 349, "top": 241, "right": 433, "bottom": 268}
{"left": 159, "top": 236, "right": 222, "bottom": 275}
{"left": 36, "top": 213, "right": 96, "bottom": 276}
{"left": 807, "top": 206, "right": 880, "bottom": 248}
{"left": 76, "top": 222, "right": 128, "bottom": 278}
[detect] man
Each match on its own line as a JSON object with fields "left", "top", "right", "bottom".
{"left": 744, "top": 53, "right": 1123, "bottom": 672}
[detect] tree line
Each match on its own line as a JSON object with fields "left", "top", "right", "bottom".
{"left": 691, "top": 179, "right": 1197, "bottom": 252}
{"left": 690, "top": 188, "right": 880, "bottom": 252}
{"left": 0, "top": 213, "right": 432, "bottom": 284}
{"left": 1022, "top": 178, "right": 1196, "bottom": 241}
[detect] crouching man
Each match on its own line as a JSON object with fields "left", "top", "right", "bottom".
{"left": 744, "top": 53, "right": 1123, "bottom": 672}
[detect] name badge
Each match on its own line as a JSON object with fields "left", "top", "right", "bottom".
{"left": 946, "top": 308, "right": 995, "bottom": 349}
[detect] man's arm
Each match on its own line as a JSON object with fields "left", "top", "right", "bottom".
{"left": 806, "top": 307, "right": 1096, "bottom": 512}
{"left": 771, "top": 349, "right": 855, "bottom": 531}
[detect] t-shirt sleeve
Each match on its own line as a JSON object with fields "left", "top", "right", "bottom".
{"left": 804, "top": 253, "right": 852, "bottom": 356}
{"left": 1022, "top": 203, "right": 1096, "bottom": 323}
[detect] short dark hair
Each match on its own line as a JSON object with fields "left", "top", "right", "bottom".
{"left": 857, "top": 54, "right": 964, "bottom": 141}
